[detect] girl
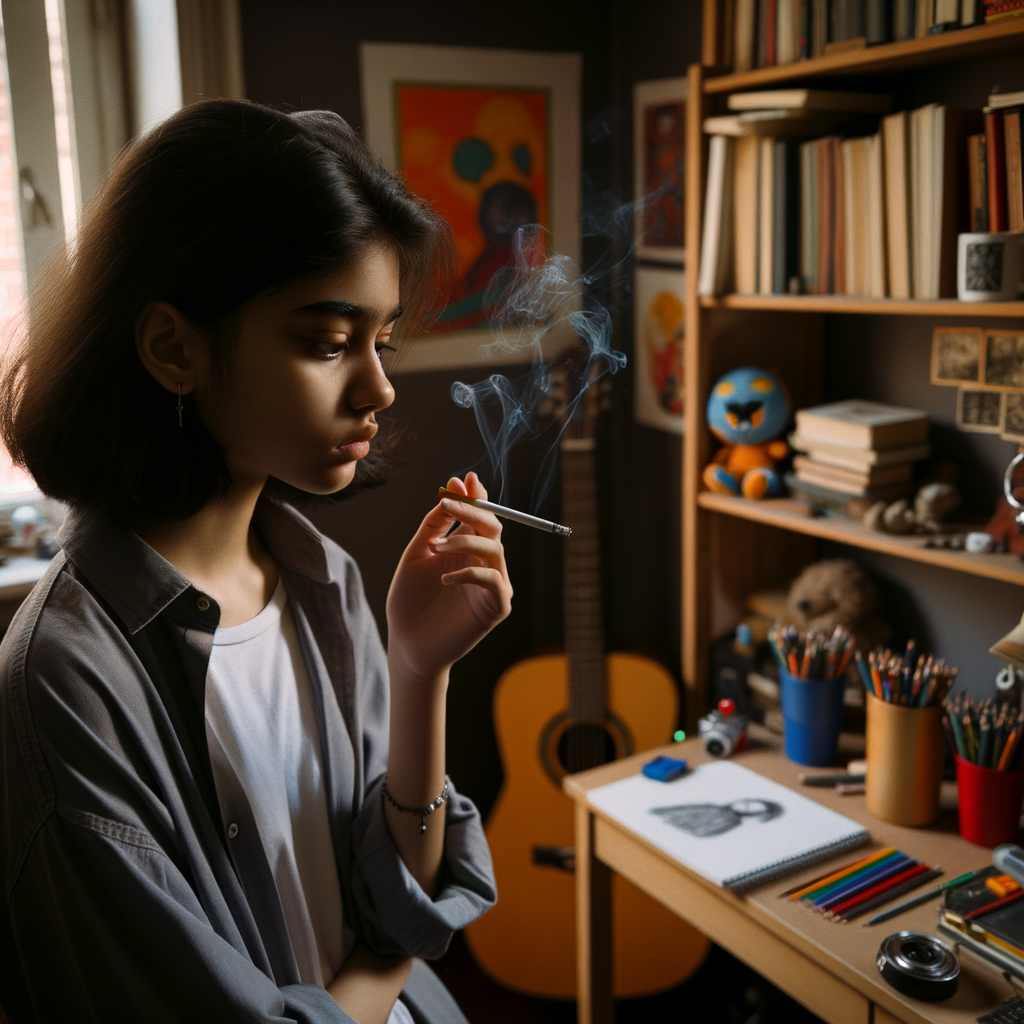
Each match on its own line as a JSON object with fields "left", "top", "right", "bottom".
{"left": 0, "top": 100, "right": 508, "bottom": 1024}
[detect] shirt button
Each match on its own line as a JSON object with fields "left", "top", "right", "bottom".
{"left": 227, "top": 823, "right": 239, "bottom": 839}
{"left": 196, "top": 596, "right": 211, "bottom": 612}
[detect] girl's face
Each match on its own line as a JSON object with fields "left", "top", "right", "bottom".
{"left": 196, "top": 244, "right": 399, "bottom": 495}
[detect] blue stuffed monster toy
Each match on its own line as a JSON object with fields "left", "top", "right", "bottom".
{"left": 703, "top": 367, "right": 790, "bottom": 500}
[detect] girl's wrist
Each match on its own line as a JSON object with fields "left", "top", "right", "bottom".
{"left": 386, "top": 647, "right": 450, "bottom": 696}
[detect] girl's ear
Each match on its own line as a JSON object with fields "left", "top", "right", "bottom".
{"left": 134, "top": 301, "right": 206, "bottom": 395}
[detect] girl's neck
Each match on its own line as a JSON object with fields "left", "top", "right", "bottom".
{"left": 135, "top": 472, "right": 279, "bottom": 627}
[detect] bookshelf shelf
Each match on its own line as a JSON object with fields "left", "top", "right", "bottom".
{"left": 698, "top": 295, "right": 1024, "bottom": 317}
{"left": 703, "top": 18, "right": 1024, "bottom": 94}
{"left": 697, "top": 492, "right": 1024, "bottom": 586}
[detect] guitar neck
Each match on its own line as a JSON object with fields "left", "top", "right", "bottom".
{"left": 561, "top": 436, "right": 606, "bottom": 722}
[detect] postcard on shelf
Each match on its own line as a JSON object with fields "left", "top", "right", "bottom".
{"left": 931, "top": 327, "right": 983, "bottom": 387}
{"left": 586, "top": 761, "right": 870, "bottom": 891}
{"left": 794, "top": 400, "right": 929, "bottom": 450}
{"left": 1004, "top": 393, "right": 1024, "bottom": 444}
{"left": 956, "top": 388, "right": 1004, "bottom": 434}
{"left": 633, "top": 265, "right": 684, "bottom": 434}
{"left": 984, "top": 330, "right": 1024, "bottom": 393}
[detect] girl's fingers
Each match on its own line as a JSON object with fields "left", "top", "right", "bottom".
{"left": 429, "top": 533, "right": 506, "bottom": 570}
{"left": 439, "top": 498, "right": 502, "bottom": 540}
{"left": 440, "top": 566, "right": 513, "bottom": 609}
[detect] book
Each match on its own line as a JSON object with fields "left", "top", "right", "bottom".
{"left": 832, "top": 0, "right": 867, "bottom": 40}
{"left": 698, "top": 136, "right": 735, "bottom": 297}
{"left": 795, "top": 400, "right": 929, "bottom": 449}
{"left": 916, "top": 0, "right": 934, "bottom": 34}
{"left": 801, "top": 139, "right": 819, "bottom": 292}
{"left": 987, "top": 108, "right": 1008, "bottom": 231}
{"left": 758, "top": 0, "right": 771, "bottom": 66}
{"left": 728, "top": 90, "right": 892, "bottom": 112}
{"left": 1006, "top": 109, "right": 1023, "bottom": 232}
{"left": 759, "top": 137, "right": 774, "bottom": 296}
{"left": 773, "top": 140, "right": 800, "bottom": 293}
{"left": 777, "top": 0, "right": 800, "bottom": 63}
{"left": 799, "top": 0, "right": 812, "bottom": 57}
{"left": 787, "top": 473, "right": 914, "bottom": 503}
{"left": 989, "top": 90, "right": 1024, "bottom": 111}
{"left": 867, "top": 132, "right": 887, "bottom": 298}
{"left": 793, "top": 455, "right": 913, "bottom": 488}
{"left": 867, "top": 0, "right": 893, "bottom": 41}
{"left": 788, "top": 435, "right": 931, "bottom": 468}
{"left": 935, "top": 0, "right": 961, "bottom": 21}
{"left": 909, "top": 104, "right": 934, "bottom": 298}
{"left": 734, "top": 135, "right": 761, "bottom": 294}
{"left": 585, "top": 760, "right": 870, "bottom": 891}
{"left": 817, "top": 136, "right": 836, "bottom": 295}
{"left": 735, "top": 0, "right": 757, "bottom": 71}
{"left": 895, "top": 0, "right": 917, "bottom": 38}
{"left": 962, "top": 0, "right": 980, "bottom": 23}
{"left": 812, "top": 0, "right": 828, "bottom": 54}
{"left": 833, "top": 135, "right": 846, "bottom": 295}
{"left": 968, "top": 132, "right": 990, "bottom": 231}
{"left": 766, "top": 0, "right": 778, "bottom": 64}
{"left": 841, "top": 137, "right": 863, "bottom": 296}
{"left": 883, "top": 111, "right": 912, "bottom": 299}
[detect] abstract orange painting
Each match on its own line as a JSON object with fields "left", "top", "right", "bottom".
{"left": 395, "top": 85, "right": 550, "bottom": 331}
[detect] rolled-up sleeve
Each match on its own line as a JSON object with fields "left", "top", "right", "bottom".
{"left": 349, "top": 775, "right": 496, "bottom": 959}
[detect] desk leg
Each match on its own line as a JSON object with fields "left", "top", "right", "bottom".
{"left": 576, "top": 802, "right": 613, "bottom": 1024}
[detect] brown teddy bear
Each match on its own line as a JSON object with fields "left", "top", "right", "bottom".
{"left": 784, "top": 559, "right": 890, "bottom": 660}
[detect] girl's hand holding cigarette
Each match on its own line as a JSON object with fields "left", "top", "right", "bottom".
{"left": 386, "top": 471, "right": 513, "bottom": 685}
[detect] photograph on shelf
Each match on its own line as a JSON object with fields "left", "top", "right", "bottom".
{"left": 983, "top": 330, "right": 1024, "bottom": 393}
{"left": 633, "top": 77, "right": 687, "bottom": 264}
{"left": 1004, "top": 393, "right": 1024, "bottom": 445}
{"left": 930, "top": 327, "right": 982, "bottom": 387}
{"left": 360, "top": 43, "right": 581, "bottom": 371}
{"left": 957, "top": 387, "right": 1004, "bottom": 434}
{"left": 633, "top": 265, "right": 685, "bottom": 434}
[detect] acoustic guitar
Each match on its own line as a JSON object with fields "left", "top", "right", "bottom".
{"left": 465, "top": 365, "right": 709, "bottom": 999}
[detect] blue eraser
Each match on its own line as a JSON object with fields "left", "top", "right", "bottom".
{"left": 642, "top": 756, "right": 688, "bottom": 782}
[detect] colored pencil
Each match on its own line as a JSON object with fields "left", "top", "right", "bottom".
{"left": 853, "top": 868, "right": 946, "bottom": 924}
{"left": 827, "top": 863, "right": 933, "bottom": 918}
{"left": 815, "top": 857, "right": 917, "bottom": 911}
{"left": 965, "top": 888, "right": 1024, "bottom": 920}
{"left": 787, "top": 847, "right": 899, "bottom": 901}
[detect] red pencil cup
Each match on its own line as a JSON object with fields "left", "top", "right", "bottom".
{"left": 955, "top": 754, "right": 1024, "bottom": 848}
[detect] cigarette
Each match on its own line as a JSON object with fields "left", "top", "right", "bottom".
{"left": 437, "top": 488, "right": 571, "bottom": 537}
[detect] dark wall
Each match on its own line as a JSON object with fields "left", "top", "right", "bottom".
{"left": 239, "top": 0, "right": 702, "bottom": 817}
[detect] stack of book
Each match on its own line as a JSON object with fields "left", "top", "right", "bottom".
{"left": 789, "top": 399, "right": 929, "bottom": 501}
{"left": 968, "top": 89, "right": 1024, "bottom": 233}
{"left": 730, "top": 0, "right": 991, "bottom": 73}
{"left": 698, "top": 94, "right": 978, "bottom": 300}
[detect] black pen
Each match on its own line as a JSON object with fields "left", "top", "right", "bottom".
{"left": 863, "top": 867, "right": 990, "bottom": 926}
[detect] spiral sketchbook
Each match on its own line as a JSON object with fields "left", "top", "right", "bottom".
{"left": 587, "top": 760, "right": 870, "bottom": 891}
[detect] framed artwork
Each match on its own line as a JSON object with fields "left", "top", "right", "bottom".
{"left": 930, "top": 327, "right": 982, "bottom": 387}
{"left": 983, "top": 330, "right": 1024, "bottom": 393}
{"left": 1004, "top": 392, "right": 1024, "bottom": 444}
{"left": 956, "top": 387, "right": 1004, "bottom": 434}
{"left": 633, "top": 265, "right": 685, "bottom": 434}
{"left": 633, "top": 77, "right": 688, "bottom": 264}
{"left": 360, "top": 43, "right": 581, "bottom": 372}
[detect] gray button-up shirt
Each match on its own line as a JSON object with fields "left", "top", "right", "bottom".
{"left": 0, "top": 497, "right": 496, "bottom": 1023}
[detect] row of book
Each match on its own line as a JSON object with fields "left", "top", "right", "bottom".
{"left": 730, "top": 0, "right": 1012, "bottom": 73}
{"left": 789, "top": 400, "right": 929, "bottom": 501}
{"left": 697, "top": 89, "right": 1008, "bottom": 300}
{"left": 970, "top": 89, "right": 1024, "bottom": 232}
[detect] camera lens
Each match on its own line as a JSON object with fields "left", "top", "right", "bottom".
{"left": 706, "top": 738, "right": 724, "bottom": 756}
{"left": 877, "top": 932, "right": 958, "bottom": 1002}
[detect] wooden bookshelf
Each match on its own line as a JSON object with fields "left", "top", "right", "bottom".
{"left": 697, "top": 492, "right": 1024, "bottom": 586}
{"left": 703, "top": 17, "right": 1024, "bottom": 93}
{"left": 680, "top": 2, "right": 1024, "bottom": 730}
{"left": 699, "top": 295, "right": 1024, "bottom": 317}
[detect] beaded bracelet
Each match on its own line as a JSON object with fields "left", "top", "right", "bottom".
{"left": 381, "top": 774, "right": 450, "bottom": 834}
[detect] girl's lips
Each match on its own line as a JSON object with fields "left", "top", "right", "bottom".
{"left": 336, "top": 438, "right": 370, "bottom": 459}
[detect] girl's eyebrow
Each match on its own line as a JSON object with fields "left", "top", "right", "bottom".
{"left": 293, "top": 300, "right": 404, "bottom": 323}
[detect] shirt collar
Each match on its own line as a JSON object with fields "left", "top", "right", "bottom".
{"left": 57, "top": 496, "right": 333, "bottom": 635}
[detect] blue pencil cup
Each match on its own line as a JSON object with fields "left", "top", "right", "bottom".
{"left": 779, "top": 670, "right": 846, "bottom": 767}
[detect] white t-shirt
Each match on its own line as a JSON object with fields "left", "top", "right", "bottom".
{"left": 205, "top": 576, "right": 344, "bottom": 987}
{"left": 204, "top": 577, "right": 416, "bottom": 1024}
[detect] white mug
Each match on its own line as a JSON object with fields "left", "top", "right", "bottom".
{"left": 957, "top": 231, "right": 1024, "bottom": 302}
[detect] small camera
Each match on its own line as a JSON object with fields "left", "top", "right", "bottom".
{"left": 698, "top": 699, "right": 749, "bottom": 758}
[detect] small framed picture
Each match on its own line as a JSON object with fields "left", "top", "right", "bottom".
{"left": 982, "top": 330, "right": 1024, "bottom": 393}
{"left": 633, "top": 77, "right": 687, "bottom": 264}
{"left": 633, "top": 265, "right": 684, "bottom": 434}
{"left": 1004, "top": 392, "right": 1024, "bottom": 444}
{"left": 957, "top": 387, "right": 1004, "bottom": 434}
{"left": 930, "top": 327, "right": 982, "bottom": 387}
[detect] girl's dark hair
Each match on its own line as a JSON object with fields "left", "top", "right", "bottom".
{"left": 0, "top": 99, "right": 455, "bottom": 523}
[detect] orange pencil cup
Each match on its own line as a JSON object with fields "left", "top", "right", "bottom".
{"left": 865, "top": 692, "right": 945, "bottom": 826}
{"left": 955, "top": 755, "right": 1024, "bottom": 848}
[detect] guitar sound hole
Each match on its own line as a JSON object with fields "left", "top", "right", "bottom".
{"left": 557, "top": 723, "right": 618, "bottom": 774}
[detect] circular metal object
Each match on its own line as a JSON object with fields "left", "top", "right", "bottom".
{"left": 1004, "top": 451, "right": 1024, "bottom": 526}
{"left": 876, "top": 932, "right": 959, "bottom": 1002}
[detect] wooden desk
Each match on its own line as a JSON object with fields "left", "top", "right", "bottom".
{"left": 564, "top": 728, "right": 1016, "bottom": 1024}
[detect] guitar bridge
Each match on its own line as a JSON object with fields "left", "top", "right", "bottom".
{"left": 532, "top": 845, "right": 576, "bottom": 873}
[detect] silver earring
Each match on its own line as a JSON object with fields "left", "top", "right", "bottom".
{"left": 176, "top": 382, "right": 183, "bottom": 428}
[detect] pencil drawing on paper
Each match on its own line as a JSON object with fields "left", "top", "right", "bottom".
{"left": 651, "top": 798, "right": 785, "bottom": 838}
